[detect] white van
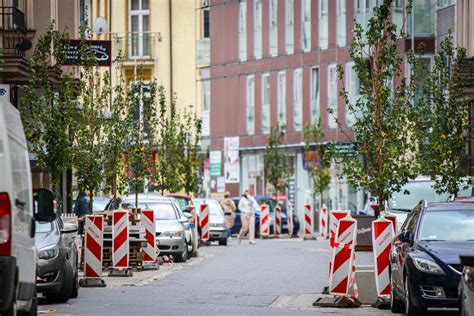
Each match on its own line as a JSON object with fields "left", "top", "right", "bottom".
{"left": 0, "top": 99, "right": 55, "bottom": 315}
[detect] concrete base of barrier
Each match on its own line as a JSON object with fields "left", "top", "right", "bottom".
{"left": 372, "top": 296, "right": 390, "bottom": 309}
{"left": 351, "top": 265, "right": 377, "bottom": 305}
{"left": 108, "top": 268, "right": 133, "bottom": 277}
{"left": 313, "top": 296, "right": 361, "bottom": 308}
{"left": 142, "top": 262, "right": 159, "bottom": 270}
{"left": 303, "top": 235, "right": 317, "bottom": 240}
{"left": 79, "top": 278, "right": 106, "bottom": 288}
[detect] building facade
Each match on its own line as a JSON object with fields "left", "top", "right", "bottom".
{"left": 204, "top": 0, "right": 436, "bottom": 223}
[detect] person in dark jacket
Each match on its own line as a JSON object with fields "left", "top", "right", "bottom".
{"left": 74, "top": 191, "right": 89, "bottom": 234}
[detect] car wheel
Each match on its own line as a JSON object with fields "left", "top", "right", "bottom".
{"left": 175, "top": 246, "right": 188, "bottom": 263}
{"left": 404, "top": 275, "right": 425, "bottom": 316}
{"left": 45, "top": 260, "right": 74, "bottom": 303}
{"left": 70, "top": 271, "right": 79, "bottom": 298}
{"left": 219, "top": 238, "right": 228, "bottom": 246}
{"left": 390, "top": 272, "right": 404, "bottom": 313}
{"left": 187, "top": 241, "right": 193, "bottom": 260}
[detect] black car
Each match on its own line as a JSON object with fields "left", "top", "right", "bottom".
{"left": 460, "top": 255, "right": 474, "bottom": 316}
{"left": 390, "top": 201, "right": 474, "bottom": 315}
{"left": 35, "top": 216, "right": 79, "bottom": 302}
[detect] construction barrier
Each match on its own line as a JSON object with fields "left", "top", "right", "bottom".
{"left": 287, "top": 202, "right": 294, "bottom": 236}
{"left": 329, "top": 216, "right": 358, "bottom": 296}
{"left": 112, "top": 210, "right": 129, "bottom": 269}
{"left": 200, "top": 204, "right": 210, "bottom": 242}
{"left": 372, "top": 217, "right": 395, "bottom": 297}
{"left": 260, "top": 204, "right": 270, "bottom": 237}
{"left": 84, "top": 215, "right": 104, "bottom": 278}
{"left": 142, "top": 209, "right": 158, "bottom": 263}
{"left": 319, "top": 204, "right": 328, "bottom": 239}
{"left": 304, "top": 204, "right": 313, "bottom": 237}
{"left": 328, "top": 210, "right": 351, "bottom": 276}
{"left": 274, "top": 205, "right": 282, "bottom": 236}
{"left": 382, "top": 213, "right": 397, "bottom": 233}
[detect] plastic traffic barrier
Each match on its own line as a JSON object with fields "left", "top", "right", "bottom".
{"left": 304, "top": 204, "right": 313, "bottom": 238}
{"left": 200, "top": 204, "right": 210, "bottom": 242}
{"left": 372, "top": 217, "right": 395, "bottom": 297}
{"left": 260, "top": 204, "right": 270, "bottom": 237}
{"left": 112, "top": 210, "right": 129, "bottom": 269}
{"left": 274, "top": 205, "right": 282, "bottom": 236}
{"left": 320, "top": 204, "right": 328, "bottom": 238}
{"left": 328, "top": 210, "right": 351, "bottom": 276}
{"left": 80, "top": 215, "right": 106, "bottom": 287}
{"left": 142, "top": 209, "right": 158, "bottom": 263}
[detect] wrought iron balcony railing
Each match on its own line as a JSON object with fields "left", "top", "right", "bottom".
{"left": 0, "top": 5, "right": 29, "bottom": 57}
{"left": 111, "top": 32, "right": 159, "bottom": 61}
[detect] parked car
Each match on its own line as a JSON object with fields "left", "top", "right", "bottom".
{"left": 0, "top": 99, "right": 56, "bottom": 315}
{"left": 36, "top": 216, "right": 79, "bottom": 302}
{"left": 460, "top": 255, "right": 474, "bottom": 316}
{"left": 390, "top": 200, "right": 474, "bottom": 315}
{"left": 166, "top": 194, "right": 199, "bottom": 256}
{"left": 114, "top": 194, "right": 193, "bottom": 262}
{"left": 85, "top": 196, "right": 111, "bottom": 213}
{"left": 192, "top": 199, "right": 228, "bottom": 246}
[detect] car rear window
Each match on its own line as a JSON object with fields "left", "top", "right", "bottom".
{"left": 123, "top": 202, "right": 177, "bottom": 220}
{"left": 418, "top": 209, "right": 474, "bottom": 241}
{"left": 193, "top": 199, "right": 223, "bottom": 216}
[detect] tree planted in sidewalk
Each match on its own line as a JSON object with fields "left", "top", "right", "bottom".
{"left": 20, "top": 24, "right": 76, "bottom": 194}
{"left": 264, "top": 125, "right": 291, "bottom": 197}
{"left": 417, "top": 34, "right": 469, "bottom": 196}
{"left": 336, "top": 0, "right": 418, "bottom": 217}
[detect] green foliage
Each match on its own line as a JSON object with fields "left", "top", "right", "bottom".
{"left": 337, "top": 0, "right": 418, "bottom": 216}
{"left": 264, "top": 125, "right": 291, "bottom": 196}
{"left": 20, "top": 23, "right": 76, "bottom": 192}
{"left": 303, "top": 120, "right": 331, "bottom": 199}
{"left": 417, "top": 34, "right": 469, "bottom": 195}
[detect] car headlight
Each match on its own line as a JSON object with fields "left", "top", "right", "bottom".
{"left": 38, "top": 245, "right": 59, "bottom": 260}
{"left": 210, "top": 223, "right": 225, "bottom": 228}
{"left": 160, "top": 231, "right": 183, "bottom": 238}
{"left": 412, "top": 257, "right": 445, "bottom": 275}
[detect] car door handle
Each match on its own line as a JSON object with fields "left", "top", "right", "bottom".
{"left": 15, "top": 199, "right": 26, "bottom": 210}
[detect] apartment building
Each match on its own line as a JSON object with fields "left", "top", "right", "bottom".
{"left": 204, "top": 0, "right": 436, "bottom": 219}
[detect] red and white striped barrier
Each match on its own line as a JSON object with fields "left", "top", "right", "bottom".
{"left": 304, "top": 204, "right": 313, "bottom": 237}
{"left": 274, "top": 205, "right": 282, "bottom": 236}
{"left": 372, "top": 218, "right": 395, "bottom": 297}
{"left": 328, "top": 210, "right": 350, "bottom": 276}
{"left": 84, "top": 215, "right": 104, "bottom": 278}
{"left": 142, "top": 209, "right": 158, "bottom": 263}
{"left": 329, "top": 216, "right": 358, "bottom": 296}
{"left": 287, "top": 202, "right": 294, "bottom": 236}
{"left": 319, "top": 204, "right": 328, "bottom": 238}
{"left": 200, "top": 204, "right": 210, "bottom": 242}
{"left": 260, "top": 204, "right": 270, "bottom": 237}
{"left": 112, "top": 211, "right": 129, "bottom": 269}
{"left": 382, "top": 213, "right": 397, "bottom": 233}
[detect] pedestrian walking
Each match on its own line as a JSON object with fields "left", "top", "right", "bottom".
{"left": 238, "top": 190, "right": 256, "bottom": 245}
{"left": 74, "top": 191, "right": 90, "bottom": 235}
{"left": 221, "top": 192, "right": 236, "bottom": 240}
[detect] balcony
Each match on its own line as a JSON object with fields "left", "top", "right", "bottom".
{"left": 111, "top": 32, "right": 159, "bottom": 63}
{"left": 196, "top": 38, "right": 210, "bottom": 67}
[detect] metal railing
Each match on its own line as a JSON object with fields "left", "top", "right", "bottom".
{"left": 0, "top": 6, "right": 28, "bottom": 57}
{"left": 111, "top": 32, "right": 159, "bottom": 61}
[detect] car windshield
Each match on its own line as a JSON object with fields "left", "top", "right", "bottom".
{"left": 36, "top": 221, "right": 53, "bottom": 233}
{"left": 125, "top": 202, "right": 177, "bottom": 220}
{"left": 193, "top": 199, "right": 223, "bottom": 215}
{"left": 418, "top": 209, "right": 474, "bottom": 241}
{"left": 390, "top": 181, "right": 473, "bottom": 212}
{"left": 93, "top": 198, "right": 110, "bottom": 212}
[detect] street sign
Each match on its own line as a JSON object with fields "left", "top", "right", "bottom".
{"left": 64, "top": 39, "right": 112, "bottom": 67}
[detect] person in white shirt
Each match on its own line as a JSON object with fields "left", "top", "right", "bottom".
{"left": 237, "top": 190, "right": 256, "bottom": 244}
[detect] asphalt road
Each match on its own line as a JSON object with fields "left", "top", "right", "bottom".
{"left": 38, "top": 238, "right": 458, "bottom": 315}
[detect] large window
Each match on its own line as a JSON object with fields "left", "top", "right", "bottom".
{"left": 393, "top": 0, "right": 404, "bottom": 32}
{"left": 319, "top": 0, "right": 328, "bottom": 49}
{"left": 269, "top": 0, "right": 278, "bottom": 56}
{"left": 293, "top": 69, "right": 303, "bottom": 131}
{"left": 345, "top": 62, "right": 360, "bottom": 127}
{"left": 254, "top": 0, "right": 262, "bottom": 59}
{"left": 328, "top": 65, "right": 338, "bottom": 128}
{"left": 337, "top": 0, "right": 346, "bottom": 47}
{"left": 246, "top": 75, "right": 255, "bottom": 135}
{"left": 277, "top": 71, "right": 286, "bottom": 126}
{"left": 129, "top": 0, "right": 150, "bottom": 58}
{"left": 201, "top": 80, "right": 210, "bottom": 136}
{"left": 408, "top": 0, "right": 434, "bottom": 36}
{"left": 437, "top": 0, "right": 454, "bottom": 7}
{"left": 202, "top": 8, "right": 210, "bottom": 38}
{"left": 285, "top": 0, "right": 294, "bottom": 54}
{"left": 301, "top": 0, "right": 311, "bottom": 52}
{"left": 261, "top": 73, "right": 270, "bottom": 134}
{"left": 239, "top": 1, "right": 247, "bottom": 61}
{"left": 310, "top": 67, "right": 320, "bottom": 123}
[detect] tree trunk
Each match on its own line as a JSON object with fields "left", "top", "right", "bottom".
{"left": 88, "top": 191, "right": 94, "bottom": 214}
{"left": 376, "top": 193, "right": 383, "bottom": 219}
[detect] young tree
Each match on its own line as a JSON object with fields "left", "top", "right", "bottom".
{"left": 417, "top": 34, "right": 469, "bottom": 196}
{"left": 20, "top": 23, "right": 76, "bottom": 194}
{"left": 303, "top": 120, "right": 331, "bottom": 208}
{"left": 264, "top": 125, "right": 291, "bottom": 197}
{"left": 337, "top": 0, "right": 418, "bottom": 217}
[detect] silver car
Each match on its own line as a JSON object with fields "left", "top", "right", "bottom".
{"left": 119, "top": 195, "right": 192, "bottom": 262}
{"left": 193, "top": 198, "right": 228, "bottom": 246}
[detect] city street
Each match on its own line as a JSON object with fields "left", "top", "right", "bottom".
{"left": 37, "top": 238, "right": 455, "bottom": 316}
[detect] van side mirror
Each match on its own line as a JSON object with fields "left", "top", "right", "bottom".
{"left": 34, "top": 189, "right": 56, "bottom": 222}
{"left": 399, "top": 230, "right": 411, "bottom": 243}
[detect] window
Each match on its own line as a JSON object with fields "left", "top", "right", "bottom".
{"left": 393, "top": 0, "right": 404, "bottom": 32}
{"left": 437, "top": 0, "right": 454, "bottom": 9}
{"left": 269, "top": 0, "right": 278, "bottom": 56}
{"left": 131, "top": 81, "right": 150, "bottom": 127}
{"left": 301, "top": 0, "right": 311, "bottom": 52}
{"left": 277, "top": 71, "right": 286, "bottom": 126}
{"left": 261, "top": 73, "right": 270, "bottom": 134}
{"left": 337, "top": 0, "right": 346, "bottom": 47}
{"left": 285, "top": 0, "right": 294, "bottom": 54}
{"left": 310, "top": 67, "right": 320, "bottom": 123}
{"left": 356, "top": 0, "right": 382, "bottom": 41}
{"left": 319, "top": 0, "right": 328, "bottom": 49}
{"left": 328, "top": 65, "right": 338, "bottom": 128}
{"left": 254, "top": 0, "right": 262, "bottom": 59}
{"left": 408, "top": 0, "right": 434, "bottom": 36}
{"left": 201, "top": 80, "right": 210, "bottom": 136}
{"left": 246, "top": 75, "right": 255, "bottom": 135}
{"left": 345, "top": 62, "right": 360, "bottom": 127}
{"left": 203, "top": 8, "right": 210, "bottom": 38}
{"left": 129, "top": 0, "right": 150, "bottom": 58}
{"left": 239, "top": 1, "right": 247, "bottom": 61}
{"left": 293, "top": 69, "right": 302, "bottom": 131}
